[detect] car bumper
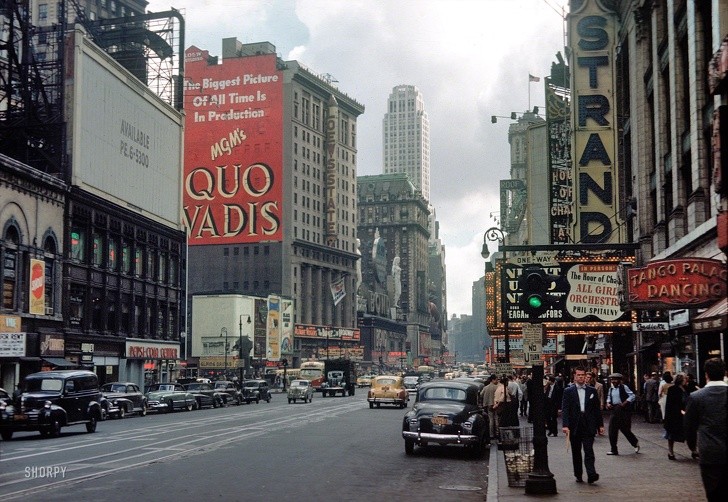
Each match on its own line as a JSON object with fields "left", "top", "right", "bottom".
{"left": 147, "top": 402, "right": 169, "bottom": 412}
{"left": 402, "top": 430, "right": 480, "bottom": 445}
{"left": 368, "top": 397, "right": 406, "bottom": 404}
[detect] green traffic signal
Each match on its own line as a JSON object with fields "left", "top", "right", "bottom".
{"left": 528, "top": 294, "right": 543, "bottom": 309}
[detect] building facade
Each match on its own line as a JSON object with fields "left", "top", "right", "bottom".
{"left": 183, "top": 39, "right": 364, "bottom": 370}
{"left": 382, "top": 85, "right": 431, "bottom": 202}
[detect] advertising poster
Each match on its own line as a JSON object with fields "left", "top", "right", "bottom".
{"left": 183, "top": 47, "right": 283, "bottom": 245}
{"left": 28, "top": 258, "right": 45, "bottom": 315}
{"left": 281, "top": 298, "right": 293, "bottom": 355}
{"left": 266, "top": 295, "right": 281, "bottom": 361}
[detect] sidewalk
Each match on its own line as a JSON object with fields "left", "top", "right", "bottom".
{"left": 489, "top": 413, "right": 706, "bottom": 501}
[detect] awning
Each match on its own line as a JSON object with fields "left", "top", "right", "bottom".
{"left": 626, "top": 342, "right": 656, "bottom": 357}
{"left": 692, "top": 298, "right": 728, "bottom": 333}
{"left": 42, "top": 357, "right": 77, "bottom": 368}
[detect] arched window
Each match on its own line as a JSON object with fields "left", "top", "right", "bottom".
{"left": 3, "top": 225, "right": 20, "bottom": 309}
{"left": 44, "top": 235, "right": 57, "bottom": 315}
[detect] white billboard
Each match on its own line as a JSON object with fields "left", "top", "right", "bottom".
{"left": 67, "top": 29, "right": 183, "bottom": 229}
{"left": 191, "top": 294, "right": 257, "bottom": 358}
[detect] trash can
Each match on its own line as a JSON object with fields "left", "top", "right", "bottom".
{"left": 499, "top": 426, "right": 534, "bottom": 487}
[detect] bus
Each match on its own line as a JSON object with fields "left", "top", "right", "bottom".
{"left": 299, "top": 361, "right": 325, "bottom": 390}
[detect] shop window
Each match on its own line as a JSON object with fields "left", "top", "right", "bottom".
{"left": 92, "top": 233, "right": 103, "bottom": 267}
{"left": 107, "top": 302, "right": 117, "bottom": 332}
{"left": 91, "top": 289, "right": 103, "bottom": 331}
{"left": 169, "top": 255, "right": 178, "bottom": 285}
{"left": 108, "top": 238, "right": 118, "bottom": 271}
{"left": 158, "top": 253, "right": 166, "bottom": 282}
{"left": 134, "top": 248, "right": 143, "bottom": 277}
{"left": 122, "top": 242, "right": 131, "bottom": 274}
{"left": 69, "top": 284, "right": 85, "bottom": 327}
{"left": 146, "top": 249, "right": 155, "bottom": 280}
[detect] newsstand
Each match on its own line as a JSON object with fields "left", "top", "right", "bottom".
{"left": 498, "top": 425, "right": 534, "bottom": 487}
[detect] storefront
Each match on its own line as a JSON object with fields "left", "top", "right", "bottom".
{"left": 123, "top": 339, "right": 180, "bottom": 389}
{"left": 692, "top": 298, "right": 728, "bottom": 386}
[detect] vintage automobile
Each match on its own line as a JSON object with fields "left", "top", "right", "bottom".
{"left": 403, "top": 375, "right": 420, "bottom": 394}
{"left": 356, "top": 374, "right": 373, "bottom": 387}
{"left": 287, "top": 379, "right": 314, "bottom": 403}
{"left": 0, "top": 370, "right": 103, "bottom": 440}
{"left": 402, "top": 380, "right": 489, "bottom": 457}
{"left": 213, "top": 380, "right": 244, "bottom": 405}
{"left": 367, "top": 375, "right": 409, "bottom": 409}
{"left": 100, "top": 382, "right": 148, "bottom": 419}
{"left": 145, "top": 383, "right": 197, "bottom": 413}
{"left": 241, "top": 379, "right": 272, "bottom": 404}
{"left": 182, "top": 382, "right": 225, "bottom": 408}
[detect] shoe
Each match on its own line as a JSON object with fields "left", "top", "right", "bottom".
{"left": 575, "top": 477, "right": 583, "bottom": 483}
{"left": 587, "top": 474, "right": 599, "bottom": 484}
{"left": 668, "top": 454, "right": 676, "bottom": 460}
{"left": 634, "top": 444, "right": 640, "bottom": 454}
{"left": 606, "top": 451, "right": 618, "bottom": 455}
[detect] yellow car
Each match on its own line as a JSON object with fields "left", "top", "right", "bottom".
{"left": 367, "top": 375, "right": 409, "bottom": 409}
{"left": 356, "top": 374, "right": 373, "bottom": 387}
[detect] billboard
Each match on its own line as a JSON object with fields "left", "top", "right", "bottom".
{"left": 183, "top": 46, "right": 283, "bottom": 245}
{"left": 266, "top": 295, "right": 281, "bottom": 361}
{"left": 68, "top": 31, "right": 184, "bottom": 229}
{"left": 28, "top": 259, "right": 45, "bottom": 315}
{"left": 568, "top": 0, "right": 625, "bottom": 243}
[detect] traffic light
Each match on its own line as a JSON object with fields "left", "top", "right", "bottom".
{"left": 518, "top": 266, "right": 551, "bottom": 318}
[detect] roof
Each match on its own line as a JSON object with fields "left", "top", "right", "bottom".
{"left": 26, "top": 370, "right": 96, "bottom": 379}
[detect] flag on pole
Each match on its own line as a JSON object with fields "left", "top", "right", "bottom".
{"left": 529, "top": 74, "right": 540, "bottom": 82}
{"left": 331, "top": 277, "right": 346, "bottom": 306}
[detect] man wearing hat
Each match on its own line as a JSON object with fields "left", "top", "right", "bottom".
{"left": 644, "top": 372, "right": 660, "bottom": 423}
{"left": 605, "top": 373, "right": 640, "bottom": 455}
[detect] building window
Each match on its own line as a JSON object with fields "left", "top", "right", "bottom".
{"left": 38, "top": 3, "right": 48, "bottom": 20}
{"left": 44, "top": 236, "right": 56, "bottom": 314}
{"left": 2, "top": 225, "right": 19, "bottom": 309}
{"left": 122, "top": 241, "right": 131, "bottom": 274}
{"left": 70, "top": 227, "right": 86, "bottom": 261}
{"left": 108, "top": 238, "right": 118, "bottom": 270}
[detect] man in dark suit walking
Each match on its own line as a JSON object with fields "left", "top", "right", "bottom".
{"left": 684, "top": 357, "right": 727, "bottom": 502}
{"left": 562, "top": 367, "right": 605, "bottom": 484}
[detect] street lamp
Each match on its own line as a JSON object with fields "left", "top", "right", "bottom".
{"left": 481, "top": 227, "right": 509, "bottom": 362}
{"left": 239, "top": 315, "right": 251, "bottom": 385}
{"left": 220, "top": 327, "right": 228, "bottom": 379}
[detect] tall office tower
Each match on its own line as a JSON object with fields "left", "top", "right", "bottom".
{"left": 382, "top": 85, "right": 431, "bottom": 202}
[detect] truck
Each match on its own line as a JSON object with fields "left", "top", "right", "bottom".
{"left": 318, "top": 359, "right": 356, "bottom": 397}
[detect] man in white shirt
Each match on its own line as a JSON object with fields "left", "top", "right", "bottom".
{"left": 605, "top": 373, "right": 639, "bottom": 455}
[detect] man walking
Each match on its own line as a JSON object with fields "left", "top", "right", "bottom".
{"left": 562, "top": 367, "right": 604, "bottom": 484}
{"left": 479, "top": 374, "right": 499, "bottom": 440}
{"left": 585, "top": 371, "right": 604, "bottom": 410}
{"left": 644, "top": 372, "right": 660, "bottom": 423}
{"left": 684, "top": 357, "right": 727, "bottom": 502}
{"left": 545, "top": 375, "right": 562, "bottom": 436}
{"left": 605, "top": 373, "right": 640, "bottom": 455}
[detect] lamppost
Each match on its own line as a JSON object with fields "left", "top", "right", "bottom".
{"left": 481, "top": 227, "right": 509, "bottom": 362}
{"left": 239, "top": 315, "right": 251, "bottom": 385}
{"left": 220, "top": 327, "right": 228, "bottom": 379}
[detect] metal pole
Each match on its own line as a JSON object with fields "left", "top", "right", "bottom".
{"left": 221, "top": 327, "right": 228, "bottom": 379}
{"left": 239, "top": 316, "right": 243, "bottom": 385}
{"left": 525, "top": 360, "right": 557, "bottom": 494}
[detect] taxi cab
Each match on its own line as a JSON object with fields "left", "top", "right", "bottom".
{"left": 367, "top": 375, "right": 409, "bottom": 409}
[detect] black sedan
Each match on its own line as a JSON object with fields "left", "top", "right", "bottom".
{"left": 182, "top": 382, "right": 225, "bottom": 409}
{"left": 213, "top": 381, "right": 243, "bottom": 405}
{"left": 100, "top": 382, "right": 148, "bottom": 419}
{"left": 402, "top": 380, "right": 489, "bottom": 458}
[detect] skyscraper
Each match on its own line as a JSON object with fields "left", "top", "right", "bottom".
{"left": 382, "top": 85, "right": 430, "bottom": 201}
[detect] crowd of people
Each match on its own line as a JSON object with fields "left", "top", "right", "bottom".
{"left": 480, "top": 357, "right": 727, "bottom": 502}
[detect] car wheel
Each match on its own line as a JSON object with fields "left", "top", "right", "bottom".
{"left": 288, "top": 398, "right": 292, "bottom": 404}
{"left": 1, "top": 430, "right": 13, "bottom": 441}
{"left": 266, "top": 396, "right": 271, "bottom": 403}
{"left": 186, "top": 401, "right": 194, "bottom": 412}
{"left": 50, "top": 417, "right": 63, "bottom": 437}
{"left": 212, "top": 398, "right": 219, "bottom": 409}
{"left": 167, "top": 400, "right": 175, "bottom": 413}
{"left": 100, "top": 405, "right": 108, "bottom": 421}
{"left": 118, "top": 407, "right": 126, "bottom": 419}
{"left": 85, "top": 414, "right": 97, "bottom": 433}
{"left": 376, "top": 403, "right": 381, "bottom": 408}
{"left": 235, "top": 397, "right": 241, "bottom": 406}
{"left": 140, "top": 404, "right": 148, "bottom": 416}
{"left": 256, "top": 398, "right": 260, "bottom": 404}
{"left": 369, "top": 402, "right": 374, "bottom": 409}
{"left": 404, "top": 439, "right": 415, "bottom": 455}
{"left": 471, "top": 438, "right": 484, "bottom": 458}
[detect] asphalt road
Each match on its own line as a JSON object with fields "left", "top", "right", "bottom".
{"left": 0, "top": 389, "right": 489, "bottom": 501}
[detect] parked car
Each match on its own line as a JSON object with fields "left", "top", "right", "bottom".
{"left": 241, "top": 379, "right": 271, "bottom": 404}
{"left": 0, "top": 370, "right": 103, "bottom": 440}
{"left": 287, "top": 379, "right": 314, "bottom": 403}
{"left": 100, "top": 382, "right": 148, "bottom": 419}
{"left": 356, "top": 374, "right": 374, "bottom": 387}
{"left": 213, "top": 381, "right": 243, "bottom": 405}
{"left": 182, "top": 382, "right": 225, "bottom": 408}
{"left": 402, "top": 380, "right": 489, "bottom": 457}
{"left": 145, "top": 383, "right": 197, "bottom": 413}
{"left": 368, "top": 375, "right": 409, "bottom": 409}
{"left": 403, "top": 376, "right": 420, "bottom": 394}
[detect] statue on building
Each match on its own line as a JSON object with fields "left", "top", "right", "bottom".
{"left": 392, "top": 256, "right": 402, "bottom": 305}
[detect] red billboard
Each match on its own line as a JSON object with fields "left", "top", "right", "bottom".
{"left": 183, "top": 46, "right": 283, "bottom": 245}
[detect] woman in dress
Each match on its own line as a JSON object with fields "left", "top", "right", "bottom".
{"left": 663, "top": 373, "right": 698, "bottom": 460}
{"left": 658, "top": 371, "right": 673, "bottom": 422}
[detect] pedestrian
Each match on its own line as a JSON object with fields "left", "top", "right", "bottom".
{"left": 561, "top": 367, "right": 605, "bottom": 484}
{"left": 479, "top": 374, "right": 499, "bottom": 440}
{"left": 585, "top": 371, "right": 604, "bottom": 410}
{"left": 544, "top": 375, "right": 562, "bottom": 436}
{"left": 658, "top": 371, "right": 674, "bottom": 421}
{"left": 684, "top": 357, "right": 727, "bottom": 502}
{"left": 605, "top": 373, "right": 640, "bottom": 455}
{"left": 663, "top": 373, "right": 698, "bottom": 460}
{"left": 685, "top": 373, "right": 699, "bottom": 395}
{"left": 525, "top": 373, "right": 535, "bottom": 423}
{"left": 507, "top": 374, "right": 522, "bottom": 423}
{"left": 644, "top": 372, "right": 660, "bottom": 423}
{"left": 519, "top": 374, "right": 529, "bottom": 417}
{"left": 494, "top": 375, "right": 518, "bottom": 428}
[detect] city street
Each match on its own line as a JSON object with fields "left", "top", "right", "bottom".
{"left": 0, "top": 391, "right": 489, "bottom": 501}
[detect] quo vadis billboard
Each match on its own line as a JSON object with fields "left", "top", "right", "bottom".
{"left": 627, "top": 258, "right": 727, "bottom": 309}
{"left": 183, "top": 46, "right": 283, "bottom": 245}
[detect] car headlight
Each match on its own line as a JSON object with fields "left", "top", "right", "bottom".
{"left": 44, "top": 400, "right": 52, "bottom": 409}
{"left": 408, "top": 418, "right": 418, "bottom": 430}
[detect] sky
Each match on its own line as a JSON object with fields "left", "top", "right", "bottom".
{"left": 147, "top": 0, "right": 568, "bottom": 317}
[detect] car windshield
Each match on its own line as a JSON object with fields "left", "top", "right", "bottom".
{"left": 243, "top": 381, "right": 259, "bottom": 388}
{"left": 150, "top": 384, "right": 176, "bottom": 391}
{"left": 293, "top": 381, "right": 308, "bottom": 387}
{"left": 404, "top": 377, "right": 419, "bottom": 384}
{"left": 214, "top": 383, "right": 228, "bottom": 389}
{"left": 376, "top": 378, "right": 397, "bottom": 386}
{"left": 421, "top": 387, "right": 467, "bottom": 402}
{"left": 101, "top": 384, "right": 127, "bottom": 392}
{"left": 24, "top": 378, "right": 63, "bottom": 392}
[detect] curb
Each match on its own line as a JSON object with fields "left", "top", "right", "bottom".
{"left": 488, "top": 442, "right": 500, "bottom": 502}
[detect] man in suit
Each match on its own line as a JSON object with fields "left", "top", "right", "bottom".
{"left": 684, "top": 357, "right": 727, "bottom": 502}
{"left": 644, "top": 372, "right": 660, "bottom": 423}
{"left": 545, "top": 375, "right": 563, "bottom": 436}
{"left": 585, "top": 371, "right": 604, "bottom": 410}
{"left": 562, "top": 367, "right": 605, "bottom": 484}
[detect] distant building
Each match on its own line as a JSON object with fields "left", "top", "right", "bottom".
{"left": 383, "top": 85, "right": 431, "bottom": 202}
